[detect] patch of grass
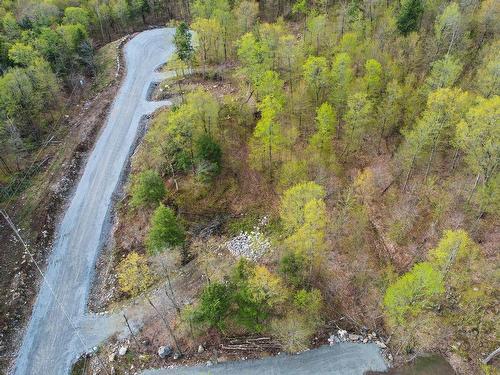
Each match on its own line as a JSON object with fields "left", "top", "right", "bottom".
{"left": 70, "top": 355, "right": 87, "bottom": 375}
{"left": 226, "top": 213, "right": 260, "bottom": 236}
{"left": 92, "top": 39, "right": 121, "bottom": 93}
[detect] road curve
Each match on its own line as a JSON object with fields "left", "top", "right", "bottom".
{"left": 141, "top": 343, "right": 388, "bottom": 375}
{"left": 13, "top": 28, "right": 175, "bottom": 375}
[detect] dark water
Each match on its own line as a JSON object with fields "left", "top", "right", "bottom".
{"left": 366, "top": 355, "right": 455, "bottom": 375}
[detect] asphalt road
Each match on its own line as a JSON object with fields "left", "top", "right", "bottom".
{"left": 12, "top": 28, "right": 175, "bottom": 375}
{"left": 142, "top": 343, "right": 388, "bottom": 375}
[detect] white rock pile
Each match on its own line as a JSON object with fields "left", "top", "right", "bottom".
{"left": 226, "top": 217, "right": 271, "bottom": 261}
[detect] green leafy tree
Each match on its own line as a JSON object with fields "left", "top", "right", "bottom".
{"left": 255, "top": 70, "right": 285, "bottom": 104}
{"left": 396, "top": 0, "right": 423, "bottom": 35}
{"left": 285, "top": 198, "right": 327, "bottom": 273}
{"left": 146, "top": 204, "right": 185, "bottom": 254}
{"left": 363, "top": 59, "right": 383, "bottom": 101}
{"left": 434, "top": 3, "right": 466, "bottom": 55}
{"left": 377, "top": 79, "right": 404, "bottom": 150}
{"left": 195, "top": 134, "right": 222, "bottom": 177}
{"left": 384, "top": 262, "right": 444, "bottom": 325}
{"left": 424, "top": 55, "right": 463, "bottom": 92}
{"left": 475, "top": 42, "right": 500, "bottom": 98}
{"left": 237, "top": 32, "right": 272, "bottom": 92}
{"left": 309, "top": 102, "right": 337, "bottom": 164}
{"left": 342, "top": 92, "right": 374, "bottom": 155}
{"left": 192, "top": 17, "right": 222, "bottom": 74}
{"left": 235, "top": 1, "right": 259, "bottom": 34}
{"left": 249, "top": 95, "right": 285, "bottom": 179}
{"left": 302, "top": 55, "right": 330, "bottom": 106}
{"left": 401, "top": 88, "right": 472, "bottom": 186}
{"left": 428, "top": 230, "right": 480, "bottom": 289}
{"left": 130, "top": 169, "right": 165, "bottom": 207}
{"left": 2, "top": 12, "right": 20, "bottom": 42}
{"left": 63, "top": 7, "right": 90, "bottom": 26}
{"left": 330, "top": 52, "right": 353, "bottom": 122}
{"left": 280, "top": 181, "right": 326, "bottom": 233}
{"left": 456, "top": 96, "right": 499, "bottom": 189}
{"left": 8, "top": 43, "right": 40, "bottom": 67}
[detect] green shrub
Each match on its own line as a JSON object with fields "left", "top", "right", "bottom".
{"left": 271, "top": 312, "right": 315, "bottom": 353}
{"left": 130, "top": 169, "right": 165, "bottom": 207}
{"left": 279, "top": 251, "right": 307, "bottom": 287}
{"left": 146, "top": 204, "right": 185, "bottom": 254}
{"left": 196, "top": 134, "right": 222, "bottom": 166}
{"left": 195, "top": 134, "right": 222, "bottom": 181}
{"left": 293, "top": 289, "right": 323, "bottom": 318}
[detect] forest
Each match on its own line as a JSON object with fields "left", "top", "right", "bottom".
{"left": 0, "top": 0, "right": 498, "bottom": 374}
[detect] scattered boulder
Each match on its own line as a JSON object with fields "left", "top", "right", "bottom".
{"left": 206, "top": 360, "right": 213, "bottom": 367}
{"left": 328, "top": 334, "right": 340, "bottom": 345}
{"left": 376, "top": 341, "right": 387, "bottom": 349}
{"left": 158, "top": 346, "right": 173, "bottom": 359}
{"left": 337, "top": 329, "right": 348, "bottom": 342}
{"left": 173, "top": 352, "right": 181, "bottom": 360}
{"left": 349, "top": 334, "right": 362, "bottom": 341}
{"left": 198, "top": 344, "right": 205, "bottom": 353}
{"left": 118, "top": 346, "right": 128, "bottom": 356}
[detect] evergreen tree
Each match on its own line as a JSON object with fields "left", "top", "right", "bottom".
{"left": 146, "top": 204, "right": 185, "bottom": 254}
{"left": 174, "top": 21, "right": 194, "bottom": 65}
{"left": 396, "top": 0, "right": 423, "bottom": 35}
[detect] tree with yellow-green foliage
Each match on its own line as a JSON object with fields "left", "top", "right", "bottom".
{"left": 342, "top": 92, "right": 374, "bottom": 156}
{"left": 279, "top": 181, "right": 326, "bottom": 233}
{"left": 363, "top": 59, "right": 383, "bottom": 102}
{"left": 475, "top": 41, "right": 500, "bottom": 98}
{"left": 400, "top": 88, "right": 473, "bottom": 188}
{"left": 192, "top": 17, "right": 222, "bottom": 75}
{"left": 330, "top": 52, "right": 354, "bottom": 122}
{"left": 285, "top": 198, "right": 327, "bottom": 271}
{"left": 280, "top": 182, "right": 327, "bottom": 278}
{"left": 249, "top": 95, "right": 285, "bottom": 179}
{"left": 248, "top": 265, "right": 287, "bottom": 308}
{"left": 308, "top": 102, "right": 337, "bottom": 166}
{"left": 302, "top": 55, "right": 330, "bottom": 107}
{"left": 384, "top": 262, "right": 444, "bottom": 325}
{"left": 117, "top": 252, "right": 154, "bottom": 297}
{"left": 455, "top": 96, "right": 499, "bottom": 190}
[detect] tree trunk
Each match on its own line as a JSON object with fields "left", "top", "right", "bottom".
{"left": 403, "top": 153, "right": 417, "bottom": 191}
{"left": 146, "top": 296, "right": 183, "bottom": 355}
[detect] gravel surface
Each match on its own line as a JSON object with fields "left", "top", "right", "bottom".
{"left": 141, "top": 343, "right": 388, "bottom": 375}
{"left": 12, "top": 28, "right": 175, "bottom": 375}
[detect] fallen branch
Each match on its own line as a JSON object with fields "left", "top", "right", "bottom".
{"left": 482, "top": 347, "right": 500, "bottom": 364}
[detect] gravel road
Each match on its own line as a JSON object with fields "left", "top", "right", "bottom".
{"left": 12, "top": 28, "right": 175, "bottom": 375}
{"left": 142, "top": 343, "right": 388, "bottom": 375}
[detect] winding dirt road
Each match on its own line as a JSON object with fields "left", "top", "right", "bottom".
{"left": 13, "top": 28, "right": 175, "bottom": 375}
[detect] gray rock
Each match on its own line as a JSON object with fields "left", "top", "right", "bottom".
{"left": 337, "top": 329, "right": 348, "bottom": 342}
{"left": 118, "top": 346, "right": 128, "bottom": 356}
{"left": 206, "top": 360, "right": 213, "bottom": 366}
{"left": 198, "top": 344, "right": 205, "bottom": 353}
{"left": 173, "top": 352, "right": 181, "bottom": 360}
{"left": 328, "top": 334, "right": 341, "bottom": 345}
{"left": 158, "top": 346, "right": 173, "bottom": 359}
{"left": 376, "top": 341, "right": 387, "bottom": 349}
{"left": 349, "top": 334, "right": 362, "bottom": 341}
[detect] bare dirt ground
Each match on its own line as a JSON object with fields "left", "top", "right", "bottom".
{"left": 0, "top": 35, "right": 130, "bottom": 375}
